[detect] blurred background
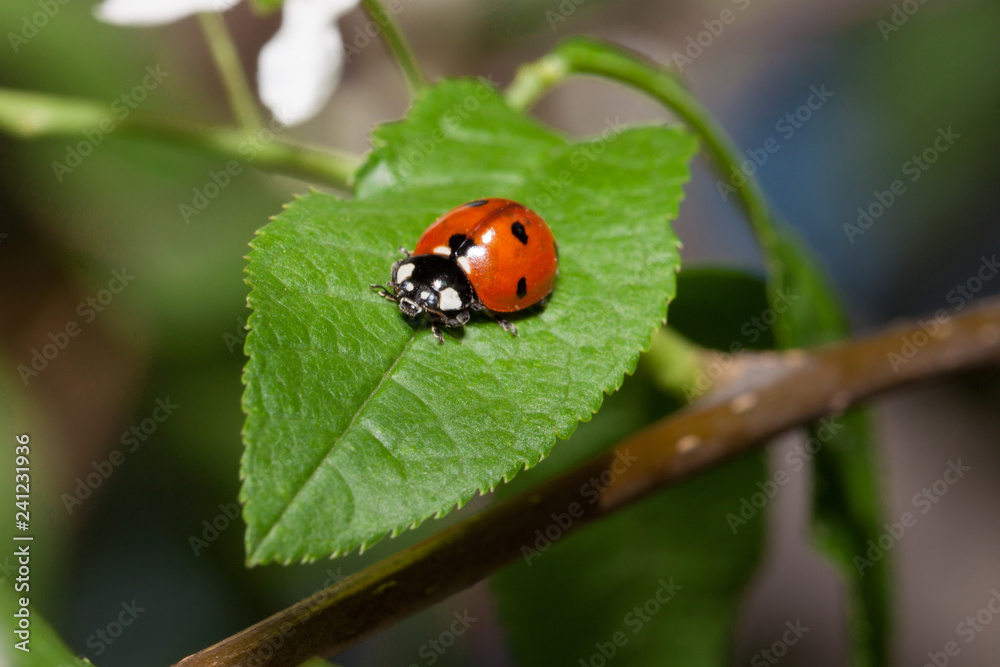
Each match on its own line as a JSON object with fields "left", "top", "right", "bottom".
{"left": 1, "top": 0, "right": 999, "bottom": 665}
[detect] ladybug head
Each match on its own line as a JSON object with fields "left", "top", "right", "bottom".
{"left": 390, "top": 255, "right": 476, "bottom": 321}
{"left": 397, "top": 294, "right": 428, "bottom": 318}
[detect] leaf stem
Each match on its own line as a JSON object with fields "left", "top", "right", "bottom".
{"left": 197, "top": 11, "right": 264, "bottom": 132}
{"left": 505, "top": 37, "right": 778, "bottom": 255}
{"left": 641, "top": 327, "right": 715, "bottom": 400}
{"left": 360, "top": 0, "right": 428, "bottom": 94}
{"left": 173, "top": 299, "right": 1000, "bottom": 666}
{"left": 0, "top": 87, "right": 362, "bottom": 190}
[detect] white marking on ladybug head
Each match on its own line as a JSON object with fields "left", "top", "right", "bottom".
{"left": 456, "top": 256, "right": 472, "bottom": 274}
{"left": 433, "top": 245, "right": 450, "bottom": 256}
{"left": 439, "top": 287, "right": 463, "bottom": 311}
{"left": 403, "top": 282, "right": 415, "bottom": 291}
{"left": 420, "top": 290, "right": 432, "bottom": 301}
{"left": 395, "top": 262, "right": 415, "bottom": 283}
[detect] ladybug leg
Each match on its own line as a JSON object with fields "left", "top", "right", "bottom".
{"left": 371, "top": 282, "right": 398, "bottom": 302}
{"left": 426, "top": 309, "right": 469, "bottom": 329}
{"left": 430, "top": 321, "right": 445, "bottom": 344}
{"left": 489, "top": 313, "right": 518, "bottom": 337}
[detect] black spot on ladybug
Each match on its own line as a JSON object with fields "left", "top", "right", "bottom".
{"left": 449, "top": 233, "right": 476, "bottom": 259}
{"left": 511, "top": 221, "right": 528, "bottom": 245}
{"left": 466, "top": 199, "right": 489, "bottom": 207}
{"left": 517, "top": 277, "right": 527, "bottom": 298}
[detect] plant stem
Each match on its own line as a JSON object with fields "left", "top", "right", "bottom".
{"left": 361, "top": 0, "right": 428, "bottom": 94}
{"left": 197, "top": 12, "right": 264, "bottom": 132}
{"left": 0, "top": 87, "right": 361, "bottom": 190}
{"left": 173, "top": 300, "right": 1000, "bottom": 667}
{"left": 505, "top": 37, "right": 778, "bottom": 254}
{"left": 641, "top": 327, "right": 716, "bottom": 400}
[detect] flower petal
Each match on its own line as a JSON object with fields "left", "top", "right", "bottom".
{"left": 257, "top": 0, "right": 361, "bottom": 125}
{"left": 94, "top": 0, "right": 241, "bottom": 25}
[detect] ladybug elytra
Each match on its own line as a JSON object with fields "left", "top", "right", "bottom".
{"left": 372, "top": 198, "right": 558, "bottom": 343}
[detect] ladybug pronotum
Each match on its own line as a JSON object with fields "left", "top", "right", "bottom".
{"left": 372, "top": 198, "right": 559, "bottom": 343}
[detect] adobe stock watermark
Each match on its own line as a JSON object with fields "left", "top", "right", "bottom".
{"left": 750, "top": 620, "right": 810, "bottom": 666}
{"left": 224, "top": 317, "right": 249, "bottom": 354}
{"left": 726, "top": 416, "right": 842, "bottom": 534}
{"left": 544, "top": 0, "right": 592, "bottom": 31}
{"left": 17, "top": 268, "right": 134, "bottom": 386}
{"left": 62, "top": 397, "right": 179, "bottom": 514}
{"left": 178, "top": 115, "right": 292, "bottom": 224}
{"left": 189, "top": 501, "right": 241, "bottom": 556}
{"left": 520, "top": 448, "right": 638, "bottom": 566}
{"left": 843, "top": 126, "right": 960, "bottom": 244}
{"left": 877, "top": 0, "right": 931, "bottom": 41}
{"left": 854, "top": 459, "right": 969, "bottom": 575}
{"left": 343, "top": 0, "right": 414, "bottom": 62}
{"left": 407, "top": 610, "right": 477, "bottom": 667}
{"left": 8, "top": 0, "right": 72, "bottom": 54}
{"left": 51, "top": 67, "right": 169, "bottom": 181}
{"left": 716, "top": 85, "right": 834, "bottom": 202}
{"left": 669, "top": 0, "right": 753, "bottom": 73}
{"left": 578, "top": 578, "right": 682, "bottom": 666}
{"left": 388, "top": 76, "right": 500, "bottom": 184}
{"left": 81, "top": 600, "right": 145, "bottom": 659}
{"left": 886, "top": 253, "right": 1000, "bottom": 372}
{"left": 523, "top": 116, "right": 624, "bottom": 212}
{"left": 236, "top": 567, "right": 349, "bottom": 667}
{"left": 684, "top": 288, "right": 800, "bottom": 401}
{"left": 921, "top": 588, "right": 1000, "bottom": 667}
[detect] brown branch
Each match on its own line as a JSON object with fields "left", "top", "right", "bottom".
{"left": 174, "top": 300, "right": 1000, "bottom": 667}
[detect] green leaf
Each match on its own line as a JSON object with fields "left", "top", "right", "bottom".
{"left": 241, "top": 79, "right": 697, "bottom": 563}
{"left": 769, "top": 228, "right": 890, "bottom": 667}
{"left": 669, "top": 266, "right": 774, "bottom": 351}
{"left": 0, "top": 585, "right": 93, "bottom": 666}
{"left": 492, "top": 268, "right": 770, "bottom": 667}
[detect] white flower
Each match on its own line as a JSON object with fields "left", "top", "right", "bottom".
{"left": 95, "top": 0, "right": 242, "bottom": 25}
{"left": 94, "top": 0, "right": 360, "bottom": 125}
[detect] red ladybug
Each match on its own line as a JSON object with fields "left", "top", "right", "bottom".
{"left": 372, "top": 198, "right": 558, "bottom": 343}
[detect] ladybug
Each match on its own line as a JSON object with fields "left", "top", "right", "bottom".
{"left": 372, "top": 198, "right": 558, "bottom": 343}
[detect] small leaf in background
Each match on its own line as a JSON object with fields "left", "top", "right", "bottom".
{"left": 491, "top": 268, "right": 771, "bottom": 667}
{"left": 769, "top": 227, "right": 891, "bottom": 667}
{"left": 240, "top": 79, "right": 697, "bottom": 564}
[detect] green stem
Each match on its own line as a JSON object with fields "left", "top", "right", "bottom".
{"left": 505, "top": 37, "right": 779, "bottom": 260}
{"left": 361, "top": 0, "right": 428, "bottom": 94}
{"left": 0, "top": 87, "right": 361, "bottom": 189}
{"left": 197, "top": 12, "right": 264, "bottom": 131}
{"left": 641, "top": 327, "right": 714, "bottom": 401}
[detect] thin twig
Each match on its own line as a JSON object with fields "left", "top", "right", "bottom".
{"left": 198, "top": 12, "right": 264, "bottom": 132}
{"left": 505, "top": 37, "right": 777, "bottom": 252}
{"left": 360, "top": 0, "right": 428, "bottom": 94}
{"left": 0, "top": 88, "right": 361, "bottom": 190}
{"left": 174, "top": 300, "right": 1000, "bottom": 667}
